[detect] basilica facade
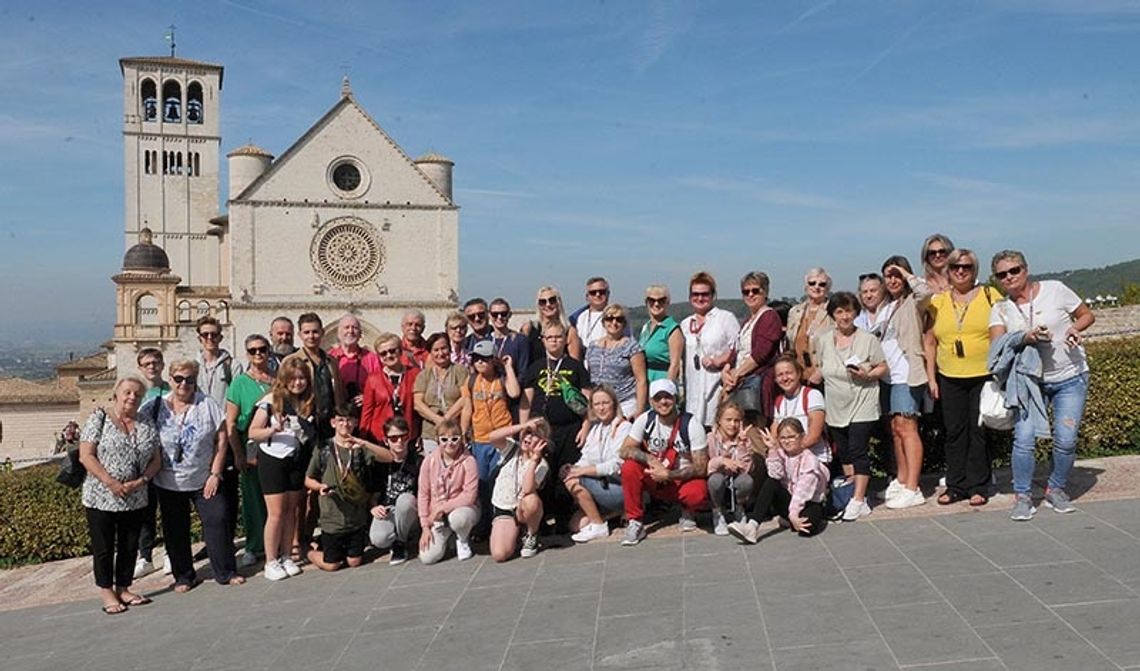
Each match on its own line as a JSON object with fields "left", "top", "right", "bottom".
{"left": 111, "top": 54, "right": 459, "bottom": 376}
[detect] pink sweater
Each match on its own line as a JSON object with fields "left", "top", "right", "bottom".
{"left": 765, "top": 447, "right": 829, "bottom": 522}
{"left": 706, "top": 431, "right": 753, "bottom": 474}
{"left": 417, "top": 449, "right": 479, "bottom": 529}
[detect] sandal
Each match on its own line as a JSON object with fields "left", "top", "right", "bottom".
{"left": 969, "top": 494, "right": 989, "bottom": 507}
{"left": 121, "top": 594, "right": 152, "bottom": 606}
{"left": 173, "top": 581, "right": 199, "bottom": 594}
{"left": 101, "top": 603, "right": 128, "bottom": 615}
{"left": 937, "top": 491, "right": 967, "bottom": 506}
{"left": 289, "top": 545, "right": 305, "bottom": 563}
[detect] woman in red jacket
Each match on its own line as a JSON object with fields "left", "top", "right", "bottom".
{"left": 361, "top": 333, "right": 420, "bottom": 445}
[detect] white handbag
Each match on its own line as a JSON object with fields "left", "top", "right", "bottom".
{"left": 979, "top": 379, "right": 1016, "bottom": 430}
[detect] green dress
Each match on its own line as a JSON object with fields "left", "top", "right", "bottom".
{"left": 638, "top": 316, "right": 679, "bottom": 383}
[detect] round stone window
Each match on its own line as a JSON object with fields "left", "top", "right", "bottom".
{"left": 327, "top": 156, "right": 370, "bottom": 198}
{"left": 310, "top": 217, "right": 384, "bottom": 289}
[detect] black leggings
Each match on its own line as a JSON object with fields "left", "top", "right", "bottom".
{"left": 749, "top": 477, "right": 825, "bottom": 537}
{"left": 938, "top": 374, "right": 991, "bottom": 498}
{"left": 86, "top": 506, "right": 145, "bottom": 588}
{"left": 830, "top": 421, "right": 875, "bottom": 477}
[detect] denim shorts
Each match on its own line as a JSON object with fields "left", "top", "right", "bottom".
{"left": 579, "top": 476, "right": 624, "bottom": 515}
{"left": 888, "top": 383, "right": 924, "bottom": 417}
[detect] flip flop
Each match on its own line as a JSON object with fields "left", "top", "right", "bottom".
{"left": 937, "top": 491, "right": 967, "bottom": 506}
{"left": 123, "top": 595, "right": 152, "bottom": 606}
{"left": 102, "top": 603, "right": 128, "bottom": 615}
{"left": 968, "top": 494, "right": 989, "bottom": 507}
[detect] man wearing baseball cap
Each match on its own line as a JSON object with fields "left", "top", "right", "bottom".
{"left": 617, "top": 378, "right": 709, "bottom": 546}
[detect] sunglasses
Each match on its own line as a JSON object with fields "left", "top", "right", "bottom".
{"left": 437, "top": 435, "right": 462, "bottom": 445}
{"left": 588, "top": 289, "right": 610, "bottom": 297}
{"left": 994, "top": 265, "right": 1024, "bottom": 280}
{"left": 465, "top": 311, "right": 487, "bottom": 321}
{"left": 926, "top": 248, "right": 950, "bottom": 259}
{"left": 471, "top": 355, "right": 492, "bottom": 363}
{"left": 806, "top": 280, "right": 827, "bottom": 288}
{"left": 537, "top": 297, "right": 558, "bottom": 307}
{"left": 741, "top": 287, "right": 764, "bottom": 297}
{"left": 198, "top": 332, "right": 222, "bottom": 341}
{"left": 689, "top": 290, "right": 711, "bottom": 299}
{"left": 171, "top": 375, "right": 196, "bottom": 386}
{"left": 603, "top": 315, "right": 624, "bottom": 323}
{"left": 645, "top": 297, "right": 668, "bottom": 306}
{"left": 377, "top": 348, "right": 400, "bottom": 357}
{"left": 247, "top": 346, "right": 269, "bottom": 355}
{"left": 949, "top": 263, "right": 975, "bottom": 272}
{"left": 858, "top": 273, "right": 882, "bottom": 282}
{"left": 490, "top": 311, "right": 511, "bottom": 319}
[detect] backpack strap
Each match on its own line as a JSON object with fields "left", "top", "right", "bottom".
{"left": 222, "top": 358, "right": 233, "bottom": 386}
{"left": 801, "top": 387, "right": 810, "bottom": 416}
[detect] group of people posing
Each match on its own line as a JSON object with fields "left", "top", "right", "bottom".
{"left": 76, "top": 233, "right": 1095, "bottom": 614}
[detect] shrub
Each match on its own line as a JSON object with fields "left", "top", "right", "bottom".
{"left": 0, "top": 464, "right": 88, "bottom": 566}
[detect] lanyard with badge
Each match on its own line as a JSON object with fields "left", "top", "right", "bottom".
{"left": 951, "top": 293, "right": 972, "bottom": 358}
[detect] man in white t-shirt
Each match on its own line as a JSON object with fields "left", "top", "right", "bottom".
{"left": 618, "top": 379, "right": 709, "bottom": 546}
{"left": 573, "top": 277, "right": 611, "bottom": 358}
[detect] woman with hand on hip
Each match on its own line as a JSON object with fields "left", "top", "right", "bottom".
{"left": 786, "top": 268, "right": 835, "bottom": 386}
{"left": 988, "top": 250, "right": 1094, "bottom": 521}
{"left": 639, "top": 285, "right": 683, "bottom": 385}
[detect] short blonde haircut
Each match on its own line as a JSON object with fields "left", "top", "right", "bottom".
{"left": 167, "top": 359, "right": 199, "bottom": 377}
{"left": 113, "top": 376, "right": 147, "bottom": 398}
{"left": 804, "top": 267, "right": 831, "bottom": 289}
{"left": 645, "top": 284, "right": 670, "bottom": 301}
{"left": 445, "top": 311, "right": 467, "bottom": 330}
{"left": 373, "top": 332, "right": 401, "bottom": 351}
{"left": 947, "top": 248, "right": 979, "bottom": 275}
{"left": 601, "top": 303, "right": 627, "bottom": 321}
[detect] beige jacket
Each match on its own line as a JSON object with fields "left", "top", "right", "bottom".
{"left": 886, "top": 276, "right": 933, "bottom": 387}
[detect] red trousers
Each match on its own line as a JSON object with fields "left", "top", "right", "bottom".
{"left": 621, "top": 458, "right": 709, "bottom": 522}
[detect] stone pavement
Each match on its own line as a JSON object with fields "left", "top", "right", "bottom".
{"left": 4, "top": 496, "right": 1140, "bottom": 671}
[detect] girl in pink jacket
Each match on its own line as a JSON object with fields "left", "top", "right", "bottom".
{"left": 417, "top": 418, "right": 480, "bottom": 564}
{"left": 727, "top": 418, "right": 829, "bottom": 544}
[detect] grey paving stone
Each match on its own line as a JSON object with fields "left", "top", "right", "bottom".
{"left": 684, "top": 624, "right": 772, "bottom": 669}
{"left": 822, "top": 530, "right": 907, "bottom": 568}
{"left": 868, "top": 602, "right": 991, "bottom": 666}
{"left": 466, "top": 555, "right": 540, "bottom": 589}
{"left": 771, "top": 638, "right": 898, "bottom": 670}
{"left": 979, "top": 619, "right": 1119, "bottom": 671}
{"left": 594, "top": 611, "right": 683, "bottom": 670}
{"left": 268, "top": 632, "right": 355, "bottom": 671}
{"left": 446, "top": 584, "right": 528, "bottom": 623}
{"left": 416, "top": 622, "right": 515, "bottom": 671}
{"left": 872, "top": 516, "right": 954, "bottom": 547}
{"left": 899, "top": 538, "right": 996, "bottom": 578}
{"left": 191, "top": 633, "right": 288, "bottom": 670}
{"left": 682, "top": 580, "right": 760, "bottom": 630}
{"left": 299, "top": 606, "right": 371, "bottom": 637}
{"left": 377, "top": 578, "right": 466, "bottom": 607}
{"left": 935, "top": 509, "right": 1024, "bottom": 537}
{"left": 502, "top": 638, "right": 593, "bottom": 671}
{"left": 391, "top": 556, "right": 482, "bottom": 587}
{"left": 752, "top": 556, "right": 849, "bottom": 602}
{"left": 1080, "top": 499, "right": 1140, "bottom": 537}
{"left": 742, "top": 530, "right": 832, "bottom": 562}
{"left": 1053, "top": 598, "right": 1140, "bottom": 668}
{"left": 530, "top": 561, "right": 605, "bottom": 599}
{"left": 1006, "top": 561, "right": 1135, "bottom": 606}
{"left": 513, "top": 593, "right": 600, "bottom": 643}
{"left": 359, "top": 598, "right": 453, "bottom": 633}
{"left": 600, "top": 574, "right": 683, "bottom": 617}
{"left": 683, "top": 547, "right": 749, "bottom": 584}
{"left": 929, "top": 571, "right": 1054, "bottom": 628}
{"left": 542, "top": 538, "right": 609, "bottom": 564}
{"left": 334, "top": 626, "right": 437, "bottom": 670}
{"left": 1035, "top": 517, "right": 1140, "bottom": 584}
{"left": 845, "top": 563, "right": 941, "bottom": 609}
{"left": 964, "top": 527, "right": 1082, "bottom": 568}
{"left": 898, "top": 659, "right": 1004, "bottom": 670}
{"left": 762, "top": 591, "right": 877, "bottom": 649}
{"left": 604, "top": 554, "right": 684, "bottom": 580}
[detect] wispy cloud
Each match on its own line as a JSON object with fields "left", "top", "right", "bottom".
{"left": 631, "top": 1, "right": 698, "bottom": 73}
{"left": 777, "top": 0, "right": 837, "bottom": 34}
{"left": 853, "top": 11, "right": 937, "bottom": 82}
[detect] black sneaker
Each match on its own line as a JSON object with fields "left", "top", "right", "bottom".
{"left": 389, "top": 541, "right": 408, "bottom": 566}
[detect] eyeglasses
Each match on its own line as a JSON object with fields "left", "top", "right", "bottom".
{"left": 645, "top": 297, "right": 668, "bottom": 306}
{"left": 171, "top": 375, "right": 196, "bottom": 386}
{"left": 247, "top": 346, "right": 269, "bottom": 355}
{"left": 587, "top": 288, "right": 609, "bottom": 297}
{"left": 741, "top": 287, "right": 764, "bottom": 297}
{"left": 377, "top": 348, "right": 400, "bottom": 357}
{"left": 465, "top": 311, "right": 487, "bottom": 321}
{"left": 926, "top": 248, "right": 950, "bottom": 259}
{"left": 689, "top": 290, "right": 711, "bottom": 299}
{"left": 949, "top": 263, "right": 975, "bottom": 272}
{"left": 537, "top": 297, "right": 558, "bottom": 307}
{"left": 603, "top": 315, "right": 624, "bottom": 323}
{"left": 437, "top": 435, "right": 462, "bottom": 445}
{"left": 994, "top": 265, "right": 1024, "bottom": 280}
{"left": 490, "top": 311, "right": 511, "bottom": 319}
{"left": 448, "top": 325, "right": 466, "bottom": 332}
{"left": 198, "top": 332, "right": 222, "bottom": 341}
{"left": 806, "top": 280, "right": 827, "bottom": 288}
{"left": 386, "top": 434, "right": 408, "bottom": 442}
{"left": 140, "top": 360, "right": 162, "bottom": 368}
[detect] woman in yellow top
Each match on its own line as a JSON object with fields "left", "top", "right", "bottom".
{"left": 925, "top": 249, "right": 998, "bottom": 506}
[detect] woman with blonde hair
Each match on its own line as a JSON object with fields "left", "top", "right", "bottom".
{"left": 586, "top": 303, "right": 648, "bottom": 419}
{"left": 522, "top": 285, "right": 582, "bottom": 366}
{"left": 786, "top": 267, "right": 835, "bottom": 385}
{"left": 920, "top": 233, "right": 955, "bottom": 294}
{"left": 639, "top": 284, "right": 682, "bottom": 384}
{"left": 445, "top": 312, "right": 470, "bottom": 369}
{"left": 247, "top": 357, "right": 316, "bottom": 580}
{"left": 362, "top": 332, "right": 420, "bottom": 448}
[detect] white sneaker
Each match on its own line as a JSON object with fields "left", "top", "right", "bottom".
{"left": 133, "top": 557, "right": 156, "bottom": 579}
{"left": 455, "top": 538, "right": 473, "bottom": 561}
{"left": 886, "top": 487, "right": 926, "bottom": 510}
{"left": 842, "top": 498, "right": 872, "bottom": 522}
{"left": 571, "top": 522, "right": 610, "bottom": 543}
{"left": 281, "top": 557, "right": 303, "bottom": 576}
{"left": 237, "top": 551, "right": 260, "bottom": 568}
{"left": 678, "top": 511, "right": 699, "bottom": 532}
{"left": 264, "top": 558, "right": 289, "bottom": 581}
{"left": 878, "top": 478, "right": 903, "bottom": 502}
{"left": 726, "top": 519, "right": 761, "bottom": 544}
{"left": 162, "top": 555, "right": 172, "bottom": 575}
{"left": 712, "top": 512, "right": 730, "bottom": 536}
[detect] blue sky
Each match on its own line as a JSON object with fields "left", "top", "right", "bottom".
{"left": 2, "top": 0, "right": 1139, "bottom": 346}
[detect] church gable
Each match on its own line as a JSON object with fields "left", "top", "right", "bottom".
{"left": 235, "top": 96, "right": 452, "bottom": 207}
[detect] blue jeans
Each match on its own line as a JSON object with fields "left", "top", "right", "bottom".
{"left": 1012, "top": 372, "right": 1088, "bottom": 495}
{"left": 469, "top": 441, "right": 500, "bottom": 481}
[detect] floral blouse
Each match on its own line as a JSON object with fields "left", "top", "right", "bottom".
{"left": 80, "top": 408, "right": 159, "bottom": 512}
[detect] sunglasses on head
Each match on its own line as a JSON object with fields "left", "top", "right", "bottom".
{"left": 198, "top": 332, "right": 222, "bottom": 341}
{"left": 950, "top": 263, "right": 975, "bottom": 272}
{"left": 927, "top": 248, "right": 950, "bottom": 259}
{"left": 588, "top": 288, "right": 609, "bottom": 297}
{"left": 171, "top": 375, "right": 196, "bottom": 386}
{"left": 490, "top": 311, "right": 510, "bottom": 319}
{"left": 858, "top": 273, "right": 882, "bottom": 282}
{"left": 741, "top": 287, "right": 763, "bottom": 297}
{"left": 537, "top": 297, "right": 558, "bottom": 307}
{"left": 247, "top": 346, "right": 269, "bottom": 355}
{"left": 466, "top": 311, "right": 487, "bottom": 321}
{"left": 437, "top": 435, "right": 462, "bottom": 445}
{"left": 994, "top": 265, "right": 1024, "bottom": 280}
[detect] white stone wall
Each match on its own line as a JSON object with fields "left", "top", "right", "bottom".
{"left": 0, "top": 404, "right": 80, "bottom": 462}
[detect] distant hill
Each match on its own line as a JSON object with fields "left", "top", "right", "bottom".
{"left": 1034, "top": 258, "right": 1140, "bottom": 299}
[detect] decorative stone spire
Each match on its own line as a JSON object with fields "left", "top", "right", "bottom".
{"left": 341, "top": 75, "right": 352, "bottom": 98}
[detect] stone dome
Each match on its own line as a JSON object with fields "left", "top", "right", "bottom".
{"left": 122, "top": 228, "right": 170, "bottom": 272}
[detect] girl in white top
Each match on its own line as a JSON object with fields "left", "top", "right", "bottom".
{"left": 563, "top": 385, "right": 632, "bottom": 543}
{"left": 768, "top": 354, "right": 830, "bottom": 463}
{"left": 681, "top": 271, "right": 739, "bottom": 427}
{"left": 487, "top": 418, "right": 552, "bottom": 562}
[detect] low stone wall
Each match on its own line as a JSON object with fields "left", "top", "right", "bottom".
{"left": 1086, "top": 305, "right": 1140, "bottom": 341}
